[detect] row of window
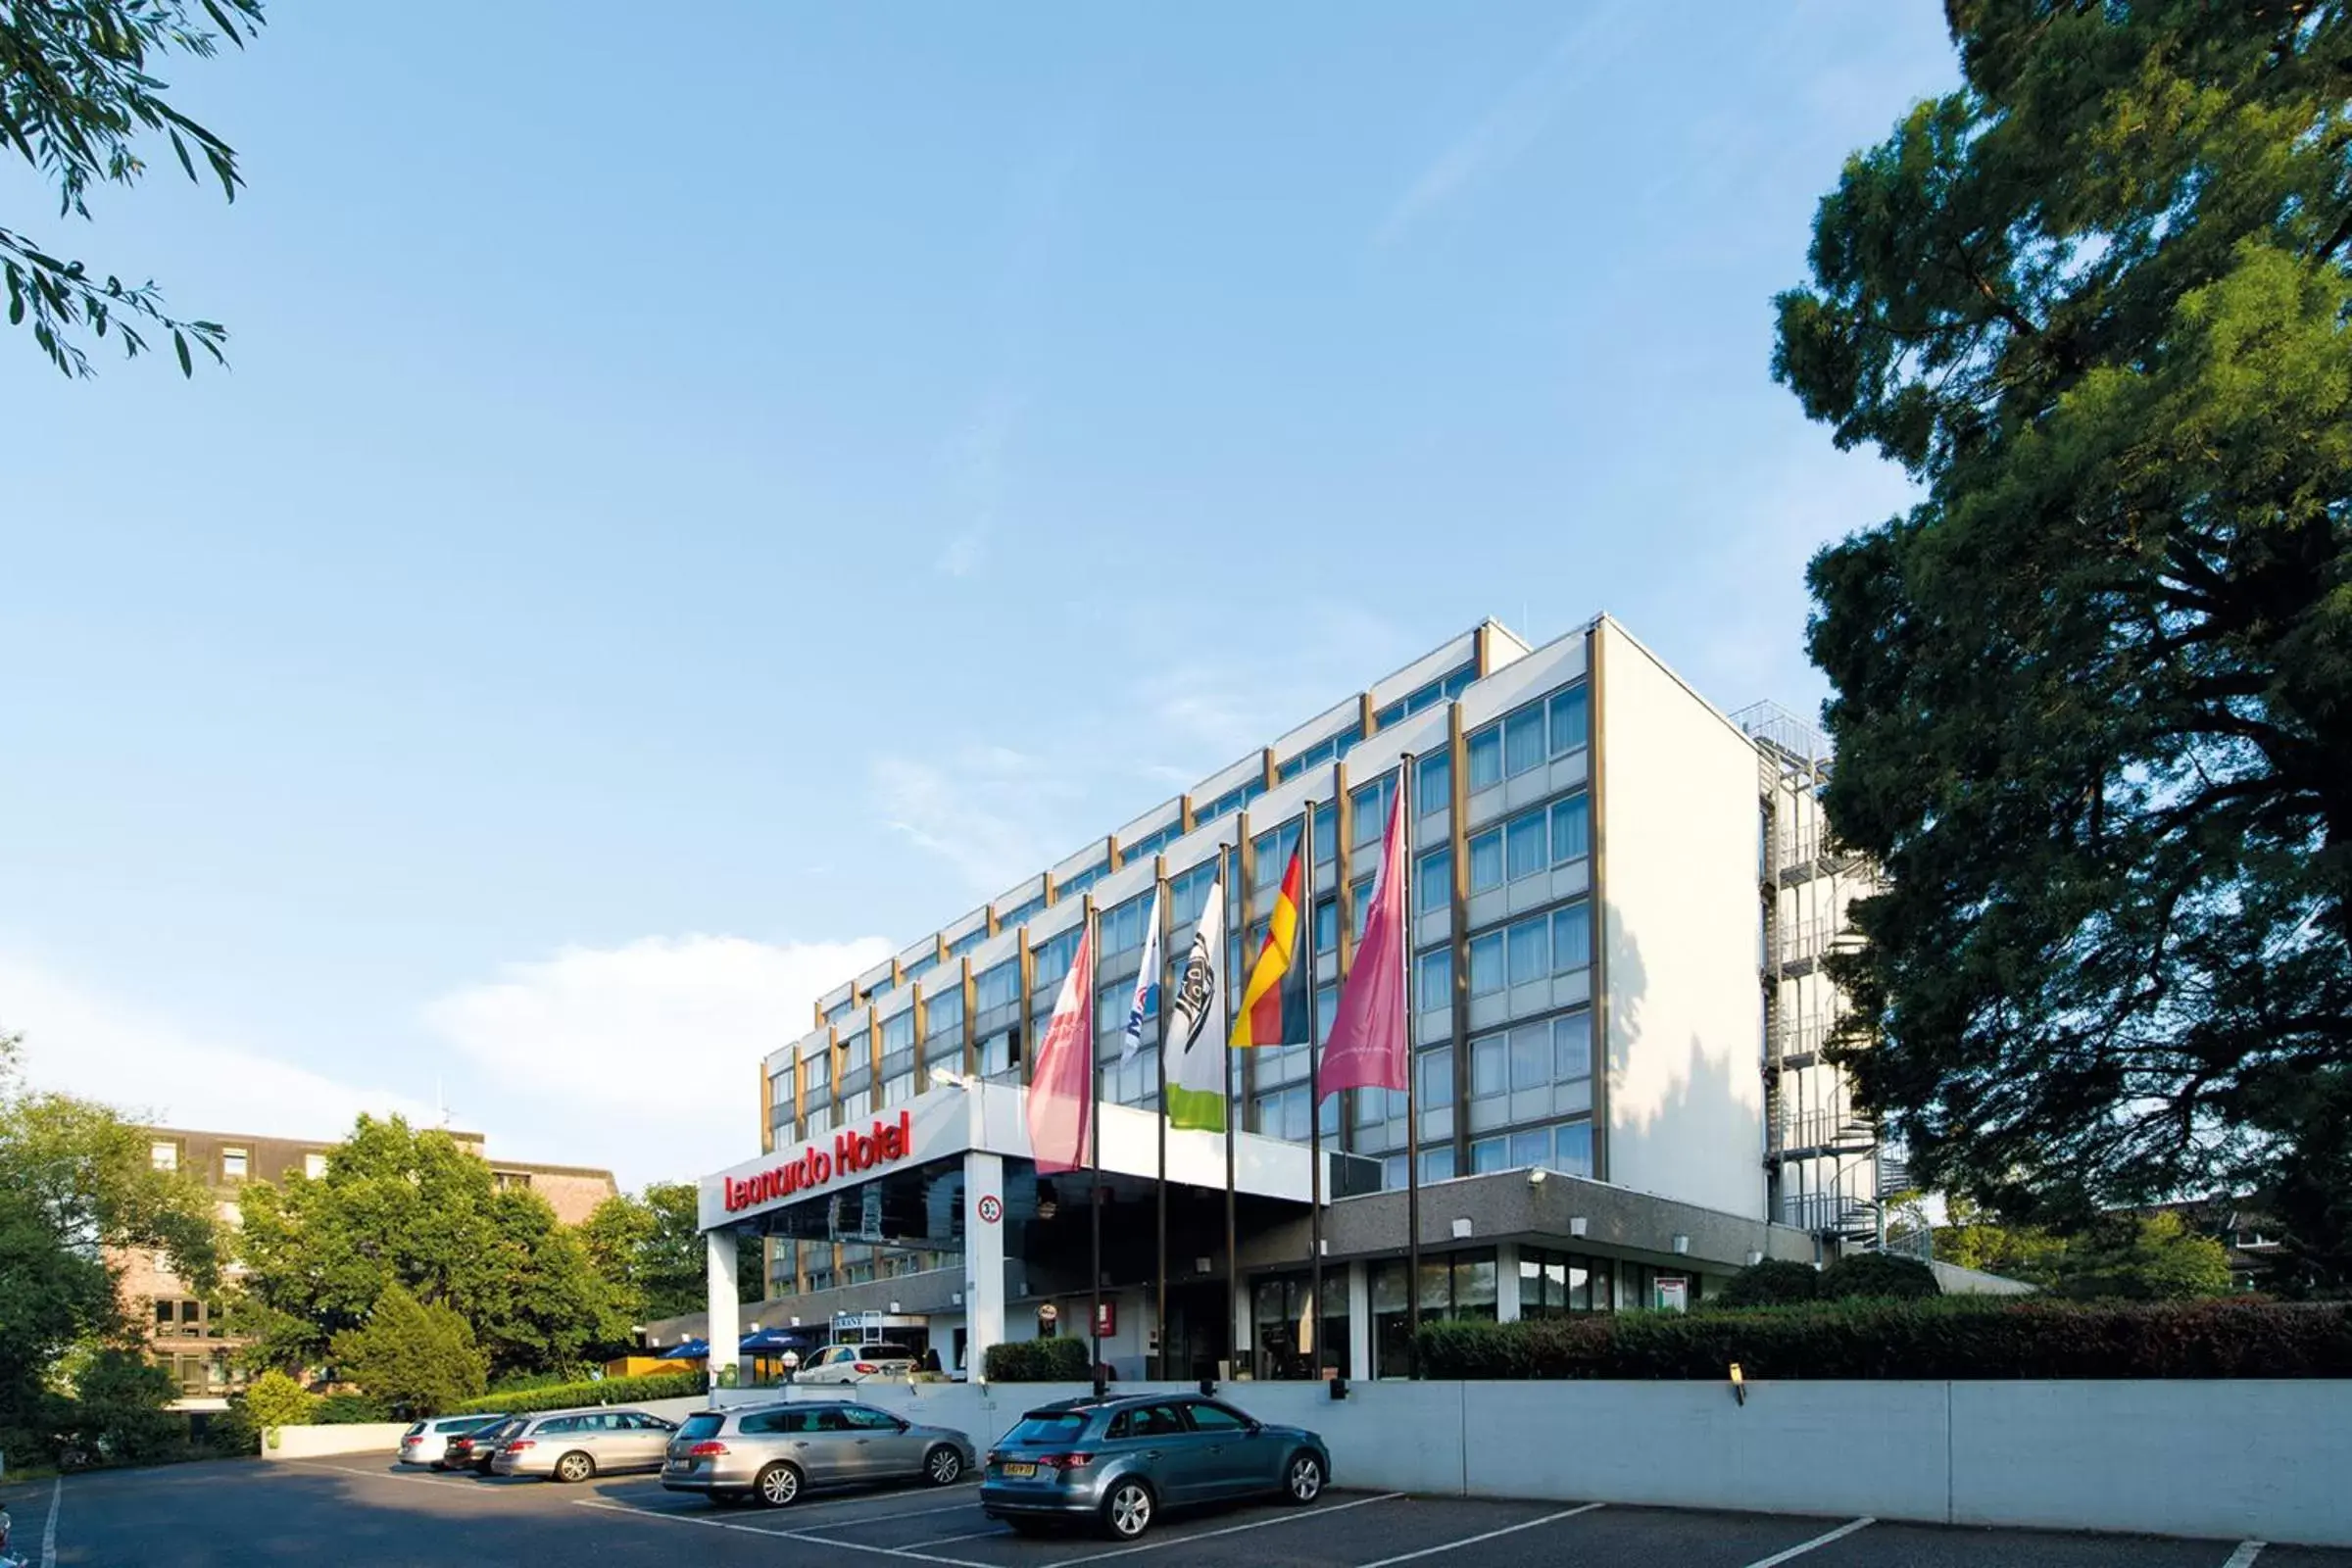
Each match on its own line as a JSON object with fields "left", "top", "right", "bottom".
{"left": 1370, "top": 663, "right": 1479, "bottom": 730}
{"left": 1275, "top": 721, "right": 1366, "bottom": 783}
{"left": 1375, "top": 1120, "right": 1594, "bottom": 1191}
{"left": 1467, "top": 686, "right": 1589, "bottom": 790}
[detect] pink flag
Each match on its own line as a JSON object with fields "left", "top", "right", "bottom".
{"left": 1025, "top": 922, "right": 1097, "bottom": 1174}
{"left": 1320, "top": 782, "right": 1409, "bottom": 1098}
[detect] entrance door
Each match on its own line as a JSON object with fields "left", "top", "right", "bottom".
{"left": 1165, "top": 1284, "right": 1230, "bottom": 1382}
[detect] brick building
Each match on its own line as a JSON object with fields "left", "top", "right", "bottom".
{"left": 130, "top": 1124, "right": 617, "bottom": 1409}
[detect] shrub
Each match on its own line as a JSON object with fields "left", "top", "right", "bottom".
{"left": 329, "top": 1286, "right": 488, "bottom": 1417}
{"left": 240, "top": 1369, "right": 317, "bottom": 1431}
{"left": 453, "top": 1370, "right": 704, "bottom": 1416}
{"left": 314, "top": 1393, "right": 391, "bottom": 1424}
{"left": 982, "top": 1338, "right": 1092, "bottom": 1382}
{"left": 1715, "top": 1260, "right": 1822, "bottom": 1308}
{"left": 1417, "top": 1298, "right": 2352, "bottom": 1380}
{"left": 1817, "top": 1252, "right": 1940, "bottom": 1301}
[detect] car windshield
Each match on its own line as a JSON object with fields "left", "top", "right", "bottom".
{"left": 1004, "top": 1412, "right": 1089, "bottom": 1446}
{"left": 676, "top": 1413, "right": 726, "bottom": 1443}
{"left": 403, "top": 1421, "right": 426, "bottom": 1437}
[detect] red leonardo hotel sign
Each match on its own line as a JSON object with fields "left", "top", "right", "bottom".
{"left": 724, "top": 1110, "right": 916, "bottom": 1212}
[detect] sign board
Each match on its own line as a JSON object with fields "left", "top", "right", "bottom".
{"left": 1095, "top": 1299, "right": 1116, "bottom": 1338}
{"left": 1655, "top": 1276, "right": 1690, "bottom": 1314}
{"left": 976, "top": 1195, "right": 1004, "bottom": 1224}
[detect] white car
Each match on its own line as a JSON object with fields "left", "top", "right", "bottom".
{"left": 793, "top": 1343, "right": 917, "bottom": 1384}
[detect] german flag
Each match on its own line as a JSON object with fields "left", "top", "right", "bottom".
{"left": 1231, "top": 843, "right": 1311, "bottom": 1049}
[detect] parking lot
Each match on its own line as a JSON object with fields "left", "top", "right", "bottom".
{"left": 7, "top": 1457, "right": 2345, "bottom": 1568}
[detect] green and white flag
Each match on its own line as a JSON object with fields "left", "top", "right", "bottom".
{"left": 1163, "top": 867, "right": 1229, "bottom": 1134}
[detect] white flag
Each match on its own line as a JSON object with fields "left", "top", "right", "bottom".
{"left": 1164, "top": 870, "right": 1228, "bottom": 1133}
{"left": 1120, "top": 887, "right": 1165, "bottom": 1062}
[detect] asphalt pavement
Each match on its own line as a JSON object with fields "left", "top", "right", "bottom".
{"left": 5, "top": 1454, "right": 2341, "bottom": 1568}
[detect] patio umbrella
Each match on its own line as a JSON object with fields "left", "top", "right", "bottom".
{"left": 656, "top": 1338, "right": 709, "bottom": 1360}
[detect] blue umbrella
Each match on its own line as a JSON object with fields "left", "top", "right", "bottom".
{"left": 740, "top": 1327, "right": 810, "bottom": 1353}
{"left": 656, "top": 1338, "right": 709, "bottom": 1360}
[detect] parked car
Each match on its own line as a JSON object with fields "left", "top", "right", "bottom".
{"left": 978, "top": 1393, "right": 1329, "bottom": 1541}
{"left": 447, "top": 1416, "right": 522, "bottom": 1475}
{"left": 489, "top": 1407, "right": 678, "bottom": 1483}
{"left": 793, "top": 1343, "right": 918, "bottom": 1384}
{"left": 661, "top": 1400, "right": 975, "bottom": 1508}
{"left": 398, "top": 1414, "right": 500, "bottom": 1469}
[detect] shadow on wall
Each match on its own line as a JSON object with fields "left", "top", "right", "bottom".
{"left": 1601, "top": 904, "right": 1764, "bottom": 1214}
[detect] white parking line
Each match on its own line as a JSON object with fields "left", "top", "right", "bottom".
{"left": 1050, "top": 1491, "right": 1407, "bottom": 1568}
{"left": 282, "top": 1461, "right": 505, "bottom": 1494}
{"left": 40, "top": 1475, "right": 61, "bottom": 1568}
{"left": 2222, "top": 1544, "right": 2266, "bottom": 1568}
{"left": 573, "top": 1499, "right": 996, "bottom": 1565}
{"left": 1741, "top": 1517, "right": 1876, "bottom": 1567}
{"left": 1349, "top": 1502, "right": 1605, "bottom": 1568}
{"left": 910, "top": 1528, "right": 1015, "bottom": 1546}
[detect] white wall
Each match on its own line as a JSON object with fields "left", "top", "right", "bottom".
{"left": 1597, "top": 620, "right": 1767, "bottom": 1219}
{"left": 263, "top": 1421, "right": 415, "bottom": 1459}
{"left": 705, "top": 1376, "right": 2351, "bottom": 1545}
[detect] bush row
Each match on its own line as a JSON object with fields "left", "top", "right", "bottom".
{"left": 454, "top": 1370, "right": 705, "bottom": 1415}
{"left": 1416, "top": 1298, "right": 2352, "bottom": 1380}
{"left": 982, "top": 1338, "right": 1093, "bottom": 1382}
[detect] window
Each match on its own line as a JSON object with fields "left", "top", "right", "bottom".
{"left": 926, "top": 987, "right": 964, "bottom": 1036}
{"left": 1505, "top": 811, "right": 1548, "bottom": 880}
{"left": 1519, "top": 1247, "right": 1603, "bottom": 1317}
{"left": 996, "top": 896, "right": 1045, "bottom": 931}
{"left": 1422, "top": 1144, "right": 1455, "bottom": 1182}
{"left": 883, "top": 1073, "right": 913, "bottom": 1108}
{"left": 975, "top": 960, "right": 1021, "bottom": 1013}
{"left": 1416, "top": 946, "right": 1451, "bottom": 1002}
{"left": 1471, "top": 1137, "right": 1505, "bottom": 1174}
{"left": 1506, "top": 915, "right": 1549, "bottom": 985}
{"left": 904, "top": 952, "right": 938, "bottom": 982}
{"left": 1312, "top": 807, "right": 1336, "bottom": 865}
{"left": 1553, "top": 1121, "right": 1593, "bottom": 1176}
{"left": 1100, "top": 896, "right": 1151, "bottom": 956}
{"left": 947, "top": 926, "right": 988, "bottom": 959}
{"left": 1467, "top": 828, "right": 1503, "bottom": 892}
{"left": 220, "top": 1147, "right": 249, "bottom": 1182}
{"left": 150, "top": 1141, "right": 178, "bottom": 1172}
{"left": 1168, "top": 860, "right": 1219, "bottom": 924}
{"left": 1254, "top": 820, "right": 1302, "bottom": 875}
{"left": 1110, "top": 1402, "right": 1190, "bottom": 1440}
{"left": 1547, "top": 686, "right": 1590, "bottom": 755}
{"left": 1350, "top": 777, "right": 1395, "bottom": 849}
{"left": 1031, "top": 928, "right": 1081, "bottom": 992}
{"left": 881, "top": 1010, "right": 915, "bottom": 1053}
{"left": 1418, "top": 848, "right": 1451, "bottom": 910}
{"left": 1313, "top": 897, "right": 1338, "bottom": 956}
{"left": 1467, "top": 726, "right": 1502, "bottom": 790}
{"left": 1554, "top": 1010, "right": 1592, "bottom": 1080}
{"left": 155, "top": 1300, "right": 173, "bottom": 1327}
{"left": 1471, "top": 1035, "right": 1505, "bottom": 1101}
{"left": 303, "top": 1152, "right": 327, "bottom": 1180}
{"left": 1418, "top": 751, "right": 1451, "bottom": 814}
{"left": 1550, "top": 795, "right": 1590, "bottom": 862}
{"left": 842, "top": 1406, "right": 900, "bottom": 1431}
{"left": 1468, "top": 933, "right": 1504, "bottom": 995}
{"left": 1185, "top": 1401, "right": 1250, "bottom": 1434}
{"left": 1508, "top": 1022, "right": 1550, "bottom": 1091}
{"left": 1350, "top": 878, "right": 1373, "bottom": 941}
{"left": 1420, "top": 1046, "right": 1454, "bottom": 1109}
{"left": 1057, "top": 862, "right": 1105, "bottom": 900}
{"left": 1552, "top": 904, "right": 1592, "bottom": 971}
{"left": 1314, "top": 983, "right": 1338, "bottom": 1047}
{"left": 1502, "top": 706, "right": 1545, "bottom": 777}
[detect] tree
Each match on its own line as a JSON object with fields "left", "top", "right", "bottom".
{"left": 584, "top": 1180, "right": 760, "bottom": 1326}
{"left": 53, "top": 1347, "right": 180, "bottom": 1463}
{"left": 2048, "top": 1211, "right": 2235, "bottom": 1301}
{"left": 1716, "top": 1259, "right": 1823, "bottom": 1308}
{"left": 237, "top": 1367, "right": 315, "bottom": 1430}
{"left": 1817, "top": 1252, "right": 1940, "bottom": 1301}
{"left": 1773, "top": 2, "right": 2352, "bottom": 1281}
{"left": 232, "top": 1114, "right": 629, "bottom": 1379}
{"left": 328, "top": 1285, "right": 486, "bottom": 1419}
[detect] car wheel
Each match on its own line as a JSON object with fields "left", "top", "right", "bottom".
{"left": 753, "top": 1461, "right": 804, "bottom": 1509}
{"left": 472, "top": 1459, "right": 495, "bottom": 1476}
{"left": 1101, "top": 1478, "right": 1154, "bottom": 1541}
{"left": 1283, "top": 1451, "right": 1324, "bottom": 1505}
{"left": 555, "top": 1450, "right": 595, "bottom": 1485}
{"left": 924, "top": 1446, "right": 964, "bottom": 1486}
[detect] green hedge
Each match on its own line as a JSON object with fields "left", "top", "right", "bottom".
{"left": 1417, "top": 1298, "right": 2352, "bottom": 1380}
{"left": 454, "top": 1371, "right": 704, "bottom": 1415}
{"left": 982, "top": 1339, "right": 1092, "bottom": 1382}
{"left": 1715, "top": 1260, "right": 1823, "bottom": 1308}
{"left": 1817, "top": 1252, "right": 1939, "bottom": 1300}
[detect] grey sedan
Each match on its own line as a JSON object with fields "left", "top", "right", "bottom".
{"left": 978, "top": 1393, "right": 1329, "bottom": 1540}
{"left": 662, "top": 1400, "right": 978, "bottom": 1508}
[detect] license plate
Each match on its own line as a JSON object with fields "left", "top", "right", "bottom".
{"left": 667, "top": 1459, "right": 692, "bottom": 1472}
{"left": 1001, "top": 1462, "right": 1036, "bottom": 1479}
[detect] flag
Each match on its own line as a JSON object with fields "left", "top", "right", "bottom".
{"left": 1231, "top": 843, "right": 1311, "bottom": 1049}
{"left": 1321, "top": 784, "right": 1409, "bottom": 1097}
{"left": 1025, "top": 922, "right": 1097, "bottom": 1174}
{"left": 1164, "top": 870, "right": 1228, "bottom": 1132}
{"left": 1120, "top": 888, "right": 1164, "bottom": 1062}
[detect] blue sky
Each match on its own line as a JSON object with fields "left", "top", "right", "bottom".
{"left": 0, "top": 2, "right": 1951, "bottom": 1186}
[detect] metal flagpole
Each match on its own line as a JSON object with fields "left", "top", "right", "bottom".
{"left": 1304, "top": 801, "right": 1324, "bottom": 1387}
{"left": 1152, "top": 867, "right": 1170, "bottom": 1382}
{"left": 1086, "top": 899, "right": 1105, "bottom": 1398}
{"left": 1401, "top": 756, "right": 1421, "bottom": 1380}
{"left": 1223, "top": 820, "right": 1244, "bottom": 1385}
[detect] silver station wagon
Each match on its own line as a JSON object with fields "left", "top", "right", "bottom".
{"left": 662, "top": 1400, "right": 977, "bottom": 1508}
{"left": 488, "top": 1407, "right": 678, "bottom": 1482}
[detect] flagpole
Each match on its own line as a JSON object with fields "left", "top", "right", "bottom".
{"left": 1152, "top": 868, "right": 1170, "bottom": 1382}
{"left": 1085, "top": 898, "right": 1105, "bottom": 1399}
{"left": 1401, "top": 755, "right": 1421, "bottom": 1381}
{"left": 1304, "top": 800, "right": 1324, "bottom": 1387}
{"left": 1224, "top": 821, "right": 1244, "bottom": 1384}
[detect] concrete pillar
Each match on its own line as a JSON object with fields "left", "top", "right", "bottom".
{"left": 1494, "top": 1243, "right": 1523, "bottom": 1324}
{"left": 1346, "top": 1261, "right": 1371, "bottom": 1381}
{"left": 707, "top": 1228, "right": 743, "bottom": 1393}
{"left": 963, "top": 1151, "right": 1005, "bottom": 1377}
{"left": 1233, "top": 1275, "right": 1254, "bottom": 1381}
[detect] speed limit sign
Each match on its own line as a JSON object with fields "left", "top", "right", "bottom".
{"left": 977, "top": 1195, "right": 1004, "bottom": 1224}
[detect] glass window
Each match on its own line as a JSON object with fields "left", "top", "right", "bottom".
{"left": 1312, "top": 808, "right": 1336, "bottom": 865}
{"left": 1508, "top": 1022, "right": 1550, "bottom": 1090}
{"left": 1547, "top": 687, "right": 1590, "bottom": 755}
{"left": 1032, "top": 928, "right": 1080, "bottom": 991}
{"left": 1186, "top": 1401, "right": 1250, "bottom": 1434}
{"left": 1471, "top": 1034, "right": 1505, "bottom": 1099}
{"left": 1467, "top": 725, "right": 1501, "bottom": 791}
{"left": 1415, "top": 946, "right": 1451, "bottom": 1003}
{"left": 881, "top": 1010, "right": 915, "bottom": 1052}
{"left": 975, "top": 960, "right": 1020, "bottom": 1012}
{"left": 1553, "top": 1121, "right": 1594, "bottom": 1177}
{"left": 1552, "top": 904, "right": 1592, "bottom": 972}
{"left": 1505, "top": 811, "right": 1547, "bottom": 880}
{"left": 303, "top": 1152, "right": 327, "bottom": 1179}
{"left": 1506, "top": 915, "right": 1548, "bottom": 985}
{"left": 997, "top": 895, "right": 1045, "bottom": 930}
{"left": 1169, "top": 860, "right": 1219, "bottom": 924}
{"left": 220, "top": 1148, "right": 248, "bottom": 1181}
{"left": 1418, "top": 751, "right": 1450, "bottom": 814}
{"left": 1550, "top": 796, "right": 1591, "bottom": 862}
{"left": 1314, "top": 897, "right": 1338, "bottom": 956}
{"left": 883, "top": 1073, "right": 913, "bottom": 1108}
{"left": 1101, "top": 897, "right": 1149, "bottom": 956}
{"left": 1255, "top": 820, "right": 1302, "bottom": 874}
{"left": 150, "top": 1141, "right": 177, "bottom": 1172}
{"left": 1468, "top": 933, "right": 1504, "bottom": 995}
{"left": 947, "top": 926, "right": 988, "bottom": 959}
{"left": 1502, "top": 707, "right": 1545, "bottom": 776}
{"left": 1314, "top": 984, "right": 1338, "bottom": 1047}
{"left": 1452, "top": 1250, "right": 1498, "bottom": 1321}
{"left": 1350, "top": 878, "right": 1373, "bottom": 941}
{"left": 1422, "top": 1145, "right": 1455, "bottom": 1183}
{"left": 1467, "top": 829, "right": 1502, "bottom": 892}
{"left": 1057, "top": 863, "right": 1105, "bottom": 900}
{"left": 1351, "top": 777, "right": 1394, "bottom": 849}
{"left": 904, "top": 952, "right": 938, "bottom": 982}
{"left": 1554, "top": 1011, "right": 1592, "bottom": 1079}
{"left": 1509, "top": 1129, "right": 1550, "bottom": 1168}
{"left": 1417, "top": 848, "right": 1450, "bottom": 911}
{"left": 1470, "top": 1137, "right": 1505, "bottom": 1174}
{"left": 926, "top": 987, "right": 965, "bottom": 1035}
{"left": 1419, "top": 1047, "right": 1454, "bottom": 1109}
